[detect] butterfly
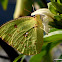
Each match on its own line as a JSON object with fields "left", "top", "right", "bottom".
{"left": 0, "top": 14, "right": 43, "bottom": 55}
{"left": 0, "top": 8, "right": 54, "bottom": 55}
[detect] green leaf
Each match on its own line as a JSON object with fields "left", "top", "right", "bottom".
{"left": 57, "top": 54, "right": 62, "bottom": 62}
{"left": 42, "top": 28, "right": 62, "bottom": 51}
{"left": 49, "top": 0, "right": 62, "bottom": 14}
{"left": 54, "top": 15, "right": 62, "bottom": 21}
{"left": 20, "top": 55, "right": 26, "bottom": 62}
{"left": 49, "top": 28, "right": 60, "bottom": 32}
{"left": 57, "top": 0, "right": 62, "bottom": 4}
{"left": 51, "top": 2, "right": 62, "bottom": 13}
{"left": 51, "top": 0, "right": 62, "bottom": 3}
{"left": 0, "top": 15, "right": 43, "bottom": 55}
{"left": 48, "top": 2, "right": 58, "bottom": 15}
{"left": 51, "top": 0, "right": 56, "bottom": 2}
{"left": 42, "top": 43, "right": 53, "bottom": 62}
{"left": 0, "top": 0, "right": 8, "bottom": 10}
{"left": 52, "top": 15, "right": 62, "bottom": 29}
{"left": 13, "top": 54, "right": 23, "bottom": 62}
{"left": 44, "top": 30, "right": 62, "bottom": 44}
{"left": 50, "top": 40, "right": 62, "bottom": 49}
{"left": 42, "top": 29, "right": 62, "bottom": 62}
{"left": 49, "top": 19, "right": 62, "bottom": 29}
{"left": 49, "top": 14, "right": 62, "bottom": 29}
{"left": 42, "top": 52, "right": 53, "bottom": 62}
{"left": 42, "top": 29, "right": 62, "bottom": 51}
{"left": 29, "top": 50, "right": 46, "bottom": 62}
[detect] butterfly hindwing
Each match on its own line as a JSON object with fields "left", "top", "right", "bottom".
{"left": 0, "top": 15, "right": 43, "bottom": 55}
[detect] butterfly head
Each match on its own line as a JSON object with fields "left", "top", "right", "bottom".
{"left": 31, "top": 8, "right": 54, "bottom": 34}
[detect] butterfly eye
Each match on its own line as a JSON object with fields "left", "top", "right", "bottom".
{"left": 31, "top": 15, "right": 35, "bottom": 17}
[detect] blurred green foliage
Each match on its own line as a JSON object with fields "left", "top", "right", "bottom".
{"left": 13, "top": 54, "right": 23, "bottom": 62}
{"left": 48, "top": 0, "right": 62, "bottom": 29}
{"left": 0, "top": 0, "right": 8, "bottom": 10}
{"left": 57, "top": 55, "right": 62, "bottom": 62}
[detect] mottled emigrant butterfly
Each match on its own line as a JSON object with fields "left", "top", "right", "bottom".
{"left": 0, "top": 13, "right": 44, "bottom": 55}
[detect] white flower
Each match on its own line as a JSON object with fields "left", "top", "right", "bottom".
{"left": 31, "top": 8, "right": 55, "bottom": 34}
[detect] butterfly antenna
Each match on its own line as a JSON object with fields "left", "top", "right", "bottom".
{"left": 24, "top": 8, "right": 31, "bottom": 13}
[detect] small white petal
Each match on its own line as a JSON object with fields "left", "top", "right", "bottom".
{"left": 31, "top": 8, "right": 55, "bottom": 34}
{"left": 42, "top": 16, "right": 54, "bottom": 33}
{"left": 31, "top": 8, "right": 55, "bottom": 18}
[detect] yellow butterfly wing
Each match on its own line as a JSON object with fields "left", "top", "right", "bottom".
{"left": 0, "top": 15, "right": 43, "bottom": 55}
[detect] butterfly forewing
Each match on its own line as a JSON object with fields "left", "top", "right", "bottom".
{"left": 0, "top": 16, "right": 43, "bottom": 55}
